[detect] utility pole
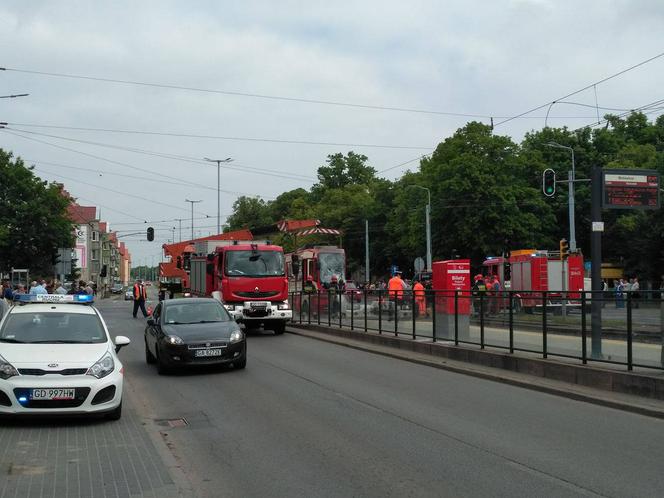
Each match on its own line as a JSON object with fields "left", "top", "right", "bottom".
{"left": 407, "top": 185, "right": 432, "bottom": 271}
{"left": 175, "top": 219, "right": 183, "bottom": 242}
{"left": 204, "top": 157, "right": 233, "bottom": 234}
{"left": 545, "top": 142, "right": 577, "bottom": 252}
{"left": 185, "top": 199, "right": 202, "bottom": 241}
{"left": 365, "top": 220, "right": 370, "bottom": 284}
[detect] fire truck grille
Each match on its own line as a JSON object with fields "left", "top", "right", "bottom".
{"left": 236, "top": 291, "right": 279, "bottom": 298}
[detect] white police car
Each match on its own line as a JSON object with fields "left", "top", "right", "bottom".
{"left": 0, "top": 294, "right": 130, "bottom": 420}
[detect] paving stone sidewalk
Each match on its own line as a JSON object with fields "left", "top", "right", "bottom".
{"left": 0, "top": 394, "right": 182, "bottom": 498}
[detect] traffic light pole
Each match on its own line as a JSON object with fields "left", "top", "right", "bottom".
{"left": 591, "top": 166, "right": 603, "bottom": 358}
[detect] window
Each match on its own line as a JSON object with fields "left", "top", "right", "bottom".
{"left": 91, "top": 249, "right": 99, "bottom": 261}
{"left": 91, "top": 231, "right": 99, "bottom": 242}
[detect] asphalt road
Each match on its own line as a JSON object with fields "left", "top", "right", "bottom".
{"left": 100, "top": 297, "right": 664, "bottom": 498}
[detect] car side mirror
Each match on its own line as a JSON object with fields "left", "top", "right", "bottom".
{"left": 114, "top": 335, "right": 131, "bottom": 353}
{"left": 147, "top": 318, "right": 155, "bottom": 326}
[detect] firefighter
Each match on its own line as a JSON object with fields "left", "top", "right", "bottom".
{"left": 303, "top": 275, "right": 318, "bottom": 294}
{"left": 132, "top": 279, "right": 148, "bottom": 318}
{"left": 387, "top": 271, "right": 405, "bottom": 321}
{"left": 472, "top": 274, "right": 487, "bottom": 316}
{"left": 413, "top": 279, "right": 427, "bottom": 318}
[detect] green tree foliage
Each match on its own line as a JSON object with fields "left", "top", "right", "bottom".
{"left": 225, "top": 196, "right": 273, "bottom": 231}
{"left": 223, "top": 114, "right": 664, "bottom": 283}
{"left": 0, "top": 150, "right": 75, "bottom": 276}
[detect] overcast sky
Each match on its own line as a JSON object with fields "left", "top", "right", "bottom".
{"left": 2, "top": 0, "right": 663, "bottom": 266}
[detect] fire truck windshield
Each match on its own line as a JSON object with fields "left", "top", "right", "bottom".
{"left": 225, "top": 250, "right": 285, "bottom": 277}
{"left": 318, "top": 252, "right": 346, "bottom": 284}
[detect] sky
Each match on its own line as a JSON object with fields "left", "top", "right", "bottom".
{"left": 1, "top": 0, "right": 664, "bottom": 266}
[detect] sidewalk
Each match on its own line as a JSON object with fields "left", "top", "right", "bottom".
{"left": 0, "top": 389, "right": 183, "bottom": 498}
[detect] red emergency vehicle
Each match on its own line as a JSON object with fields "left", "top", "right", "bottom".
{"left": 483, "top": 249, "right": 584, "bottom": 313}
{"left": 190, "top": 240, "right": 292, "bottom": 334}
{"left": 286, "top": 245, "right": 347, "bottom": 317}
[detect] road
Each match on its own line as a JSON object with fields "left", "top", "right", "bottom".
{"left": 96, "top": 297, "right": 664, "bottom": 497}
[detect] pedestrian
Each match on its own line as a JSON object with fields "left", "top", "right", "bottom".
{"left": 615, "top": 279, "right": 625, "bottom": 308}
{"left": 54, "top": 281, "right": 67, "bottom": 295}
{"left": 76, "top": 281, "right": 88, "bottom": 295}
{"left": 413, "top": 279, "right": 427, "bottom": 318}
{"left": 84, "top": 281, "right": 94, "bottom": 296}
{"left": 2, "top": 280, "right": 13, "bottom": 303}
{"left": 631, "top": 277, "right": 640, "bottom": 308}
{"left": 491, "top": 276, "right": 502, "bottom": 314}
{"left": 387, "top": 271, "right": 405, "bottom": 321}
{"left": 29, "top": 280, "right": 47, "bottom": 295}
{"left": 601, "top": 279, "right": 608, "bottom": 308}
{"left": 132, "top": 279, "right": 148, "bottom": 318}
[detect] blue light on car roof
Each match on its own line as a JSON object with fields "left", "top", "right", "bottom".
{"left": 14, "top": 294, "right": 94, "bottom": 304}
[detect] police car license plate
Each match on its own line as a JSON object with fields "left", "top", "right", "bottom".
{"left": 195, "top": 349, "right": 223, "bottom": 357}
{"left": 30, "top": 388, "right": 76, "bottom": 400}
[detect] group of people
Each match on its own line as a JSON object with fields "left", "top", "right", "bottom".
{"left": 1, "top": 279, "right": 95, "bottom": 301}
{"left": 611, "top": 277, "right": 641, "bottom": 308}
{"left": 471, "top": 273, "right": 503, "bottom": 315}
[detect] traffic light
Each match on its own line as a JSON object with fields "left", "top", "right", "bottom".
{"left": 147, "top": 227, "right": 154, "bottom": 241}
{"left": 542, "top": 168, "right": 556, "bottom": 197}
{"left": 176, "top": 256, "right": 182, "bottom": 269}
{"left": 51, "top": 252, "right": 61, "bottom": 266}
{"left": 559, "top": 238, "right": 569, "bottom": 260}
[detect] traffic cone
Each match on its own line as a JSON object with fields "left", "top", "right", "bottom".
{"left": 147, "top": 305, "right": 153, "bottom": 316}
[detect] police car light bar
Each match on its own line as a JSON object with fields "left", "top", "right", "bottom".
{"left": 14, "top": 294, "right": 94, "bottom": 304}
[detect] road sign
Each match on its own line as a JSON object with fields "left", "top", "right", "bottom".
{"left": 602, "top": 169, "right": 660, "bottom": 209}
{"left": 414, "top": 257, "right": 425, "bottom": 273}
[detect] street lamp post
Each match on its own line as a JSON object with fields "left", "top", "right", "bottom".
{"left": 185, "top": 199, "right": 202, "bottom": 241}
{"left": 406, "top": 185, "right": 432, "bottom": 271}
{"left": 204, "top": 157, "right": 233, "bottom": 234}
{"left": 545, "top": 142, "right": 577, "bottom": 253}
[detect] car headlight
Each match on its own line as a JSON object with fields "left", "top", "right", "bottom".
{"left": 277, "top": 300, "right": 290, "bottom": 310}
{"left": 229, "top": 329, "right": 243, "bottom": 343}
{"left": 166, "top": 335, "right": 184, "bottom": 345}
{"left": 87, "top": 352, "right": 115, "bottom": 379}
{"left": 0, "top": 354, "right": 18, "bottom": 380}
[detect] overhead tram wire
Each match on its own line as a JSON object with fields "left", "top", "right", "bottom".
{"left": 20, "top": 158, "right": 278, "bottom": 199}
{"left": 0, "top": 66, "right": 609, "bottom": 119}
{"left": 493, "top": 50, "right": 664, "bottom": 128}
{"left": 5, "top": 123, "right": 433, "bottom": 151}
{"left": 2, "top": 127, "right": 317, "bottom": 183}
{"left": 0, "top": 128, "right": 269, "bottom": 201}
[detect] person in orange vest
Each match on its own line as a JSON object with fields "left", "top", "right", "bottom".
{"left": 387, "top": 271, "right": 405, "bottom": 321}
{"left": 132, "top": 279, "right": 148, "bottom": 318}
{"left": 413, "top": 279, "right": 427, "bottom": 318}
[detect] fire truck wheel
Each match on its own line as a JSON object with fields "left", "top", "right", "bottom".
{"left": 272, "top": 322, "right": 286, "bottom": 335}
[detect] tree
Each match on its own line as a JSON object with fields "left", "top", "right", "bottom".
{"left": 225, "top": 196, "right": 273, "bottom": 231}
{"left": 311, "top": 152, "right": 377, "bottom": 199}
{"left": 0, "top": 150, "right": 75, "bottom": 276}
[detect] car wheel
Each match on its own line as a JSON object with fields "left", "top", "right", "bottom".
{"left": 145, "top": 339, "right": 156, "bottom": 364}
{"left": 273, "top": 322, "right": 285, "bottom": 335}
{"left": 106, "top": 401, "right": 122, "bottom": 421}
{"left": 156, "top": 348, "right": 169, "bottom": 375}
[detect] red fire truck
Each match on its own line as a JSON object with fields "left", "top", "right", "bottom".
{"left": 190, "top": 240, "right": 292, "bottom": 334}
{"left": 286, "top": 245, "right": 347, "bottom": 317}
{"left": 483, "top": 249, "right": 585, "bottom": 313}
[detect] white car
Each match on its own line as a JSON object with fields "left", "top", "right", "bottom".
{"left": 0, "top": 294, "right": 130, "bottom": 420}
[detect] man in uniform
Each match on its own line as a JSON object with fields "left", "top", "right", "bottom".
{"left": 132, "top": 279, "right": 148, "bottom": 318}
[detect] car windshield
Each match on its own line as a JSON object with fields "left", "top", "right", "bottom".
{"left": 225, "top": 250, "right": 285, "bottom": 277}
{"left": 318, "top": 252, "right": 346, "bottom": 284}
{"left": 0, "top": 312, "right": 107, "bottom": 343}
{"left": 164, "top": 302, "right": 231, "bottom": 324}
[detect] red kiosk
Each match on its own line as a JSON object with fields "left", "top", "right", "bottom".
{"left": 432, "top": 259, "right": 471, "bottom": 340}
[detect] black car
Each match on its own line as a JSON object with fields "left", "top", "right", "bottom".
{"left": 110, "top": 283, "right": 124, "bottom": 294}
{"left": 144, "top": 298, "right": 246, "bottom": 374}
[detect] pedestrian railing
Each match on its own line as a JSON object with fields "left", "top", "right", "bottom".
{"left": 288, "top": 289, "right": 664, "bottom": 372}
